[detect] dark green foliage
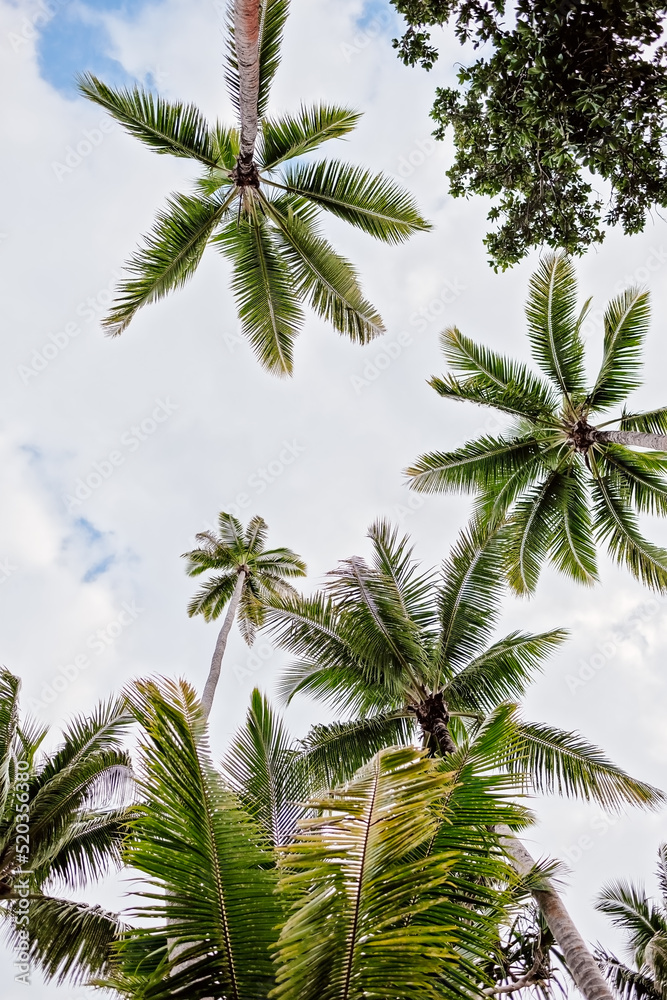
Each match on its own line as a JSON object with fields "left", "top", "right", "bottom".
{"left": 390, "top": 1, "right": 667, "bottom": 267}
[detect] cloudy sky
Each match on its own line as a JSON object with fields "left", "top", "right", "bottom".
{"left": 3, "top": 0, "right": 667, "bottom": 996}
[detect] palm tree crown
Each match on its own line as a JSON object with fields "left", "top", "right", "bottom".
{"left": 407, "top": 252, "right": 667, "bottom": 594}
{"left": 78, "top": 0, "right": 430, "bottom": 375}
{"left": 182, "top": 510, "right": 305, "bottom": 716}
{"left": 596, "top": 845, "right": 667, "bottom": 1000}
{"left": 0, "top": 671, "right": 132, "bottom": 986}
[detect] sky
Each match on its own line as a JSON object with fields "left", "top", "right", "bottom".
{"left": 2, "top": 0, "right": 667, "bottom": 996}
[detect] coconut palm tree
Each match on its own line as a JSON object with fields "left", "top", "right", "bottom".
{"left": 0, "top": 669, "right": 133, "bottom": 986}
{"left": 406, "top": 251, "right": 667, "bottom": 594}
{"left": 262, "top": 518, "right": 663, "bottom": 1000}
{"left": 101, "top": 675, "right": 539, "bottom": 1000}
{"left": 77, "top": 0, "right": 430, "bottom": 375}
{"left": 595, "top": 845, "right": 667, "bottom": 1000}
{"left": 182, "top": 510, "right": 305, "bottom": 718}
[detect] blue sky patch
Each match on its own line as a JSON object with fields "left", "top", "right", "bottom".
{"left": 83, "top": 553, "right": 115, "bottom": 582}
{"left": 35, "top": 0, "right": 150, "bottom": 96}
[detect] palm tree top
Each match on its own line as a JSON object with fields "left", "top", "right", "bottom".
{"left": 77, "top": 0, "right": 431, "bottom": 375}
{"left": 407, "top": 251, "right": 667, "bottom": 594}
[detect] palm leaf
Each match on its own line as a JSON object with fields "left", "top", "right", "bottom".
{"left": 596, "top": 880, "right": 665, "bottom": 959}
{"left": 505, "top": 469, "right": 567, "bottom": 595}
{"left": 77, "top": 74, "right": 219, "bottom": 167}
{"left": 620, "top": 407, "right": 667, "bottom": 435}
{"left": 591, "top": 473, "right": 667, "bottom": 591}
{"left": 260, "top": 104, "right": 360, "bottom": 168}
{"left": 548, "top": 461, "right": 599, "bottom": 585}
{"left": 263, "top": 196, "right": 384, "bottom": 341}
{"left": 589, "top": 289, "right": 650, "bottom": 412}
{"left": 0, "top": 671, "right": 20, "bottom": 816}
{"left": 525, "top": 252, "right": 585, "bottom": 397}
{"left": 600, "top": 445, "right": 667, "bottom": 517}
{"left": 596, "top": 949, "right": 662, "bottom": 1000}
{"left": 278, "top": 159, "right": 431, "bottom": 242}
{"left": 104, "top": 193, "right": 231, "bottom": 336}
{"left": 186, "top": 571, "right": 237, "bottom": 620}
{"left": 503, "top": 718, "right": 664, "bottom": 811}
{"left": 407, "top": 433, "right": 542, "bottom": 496}
{"left": 124, "top": 677, "right": 282, "bottom": 1000}
{"left": 297, "top": 712, "right": 415, "bottom": 789}
{"left": 214, "top": 214, "right": 303, "bottom": 375}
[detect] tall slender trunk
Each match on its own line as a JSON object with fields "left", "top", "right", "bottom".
{"left": 597, "top": 429, "right": 667, "bottom": 451}
{"left": 234, "top": 0, "right": 261, "bottom": 172}
{"left": 201, "top": 569, "right": 246, "bottom": 720}
{"left": 498, "top": 827, "right": 613, "bottom": 1000}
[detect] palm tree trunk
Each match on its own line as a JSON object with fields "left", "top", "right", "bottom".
{"left": 498, "top": 827, "right": 613, "bottom": 1000}
{"left": 234, "top": 0, "right": 261, "bottom": 171}
{"left": 597, "top": 430, "right": 667, "bottom": 451}
{"left": 201, "top": 569, "right": 246, "bottom": 720}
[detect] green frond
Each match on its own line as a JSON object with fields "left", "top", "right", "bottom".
{"left": 596, "top": 880, "right": 665, "bottom": 960}
{"left": 77, "top": 74, "right": 218, "bottom": 167}
{"left": 263, "top": 195, "right": 384, "bottom": 342}
{"left": 273, "top": 746, "right": 501, "bottom": 1000}
{"left": 186, "top": 572, "right": 237, "bottom": 620}
{"left": 590, "top": 289, "right": 650, "bottom": 411}
{"left": 505, "top": 468, "right": 567, "bottom": 595}
{"left": 366, "top": 519, "right": 438, "bottom": 632}
{"left": 297, "top": 712, "right": 415, "bottom": 790}
{"left": 213, "top": 214, "right": 302, "bottom": 375}
{"left": 445, "top": 630, "right": 567, "bottom": 714}
{"left": 260, "top": 104, "right": 360, "bottom": 168}
{"left": 41, "top": 808, "right": 131, "bottom": 890}
{"left": 278, "top": 159, "right": 431, "bottom": 243}
{"left": 436, "top": 519, "right": 507, "bottom": 673}
{"left": 596, "top": 950, "right": 662, "bottom": 1000}
{"left": 472, "top": 448, "right": 549, "bottom": 527}
{"left": 124, "top": 676, "right": 282, "bottom": 1000}
{"left": 591, "top": 473, "right": 667, "bottom": 591}
{"left": 620, "top": 407, "right": 667, "bottom": 435}
{"left": 244, "top": 513, "right": 269, "bottom": 551}
{"left": 436, "top": 326, "right": 557, "bottom": 421}
{"left": 525, "top": 252, "right": 586, "bottom": 396}
{"left": 548, "top": 461, "right": 599, "bottom": 585}
{"left": 103, "top": 193, "right": 230, "bottom": 336}
{"left": 3, "top": 895, "right": 125, "bottom": 985}
{"left": 406, "top": 433, "right": 542, "bottom": 496}
{"left": 600, "top": 445, "right": 667, "bottom": 517}
{"left": 0, "top": 670, "right": 20, "bottom": 815}
{"left": 223, "top": 689, "right": 304, "bottom": 846}
{"left": 504, "top": 719, "right": 665, "bottom": 811}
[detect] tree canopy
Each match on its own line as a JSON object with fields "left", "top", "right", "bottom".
{"left": 390, "top": 0, "right": 667, "bottom": 268}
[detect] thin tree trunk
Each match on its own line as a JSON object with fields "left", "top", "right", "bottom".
{"left": 201, "top": 569, "right": 246, "bottom": 720}
{"left": 234, "top": 0, "right": 261, "bottom": 170}
{"left": 597, "top": 429, "right": 667, "bottom": 451}
{"left": 497, "top": 826, "right": 614, "bottom": 1000}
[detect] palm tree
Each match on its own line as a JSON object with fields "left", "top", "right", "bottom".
{"left": 101, "top": 675, "right": 537, "bottom": 1000}
{"left": 182, "top": 510, "right": 305, "bottom": 718}
{"left": 595, "top": 844, "right": 667, "bottom": 1000}
{"left": 262, "top": 518, "right": 663, "bottom": 1000}
{"left": 0, "top": 669, "right": 133, "bottom": 986}
{"left": 406, "top": 252, "right": 667, "bottom": 594}
{"left": 77, "top": 0, "right": 430, "bottom": 375}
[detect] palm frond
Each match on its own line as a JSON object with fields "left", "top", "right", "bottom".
{"left": 124, "top": 676, "right": 282, "bottom": 1000}
{"left": 503, "top": 718, "right": 665, "bottom": 811}
{"left": 590, "top": 289, "right": 650, "bottom": 412}
{"left": 0, "top": 670, "right": 20, "bottom": 815}
{"left": 595, "top": 949, "right": 662, "bottom": 1000}
{"left": 260, "top": 104, "right": 360, "bottom": 168}
{"left": 596, "top": 880, "right": 665, "bottom": 960}
{"left": 214, "top": 214, "right": 302, "bottom": 375}
{"left": 263, "top": 195, "right": 384, "bottom": 341}
{"left": 278, "top": 159, "right": 431, "bottom": 242}
{"left": 186, "top": 572, "right": 237, "bottom": 620}
{"left": 549, "top": 462, "right": 599, "bottom": 585}
{"left": 600, "top": 445, "right": 667, "bottom": 517}
{"left": 591, "top": 473, "right": 667, "bottom": 591}
{"left": 103, "top": 193, "right": 230, "bottom": 336}
{"left": 407, "top": 433, "right": 542, "bottom": 496}
{"left": 77, "top": 74, "right": 219, "bottom": 167}
{"left": 505, "top": 469, "right": 567, "bottom": 595}
{"left": 297, "top": 712, "right": 415, "bottom": 790}
{"left": 620, "top": 407, "right": 667, "bottom": 435}
{"left": 525, "top": 252, "right": 585, "bottom": 397}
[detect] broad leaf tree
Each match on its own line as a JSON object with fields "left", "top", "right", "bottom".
{"left": 183, "top": 510, "right": 305, "bottom": 718}
{"left": 408, "top": 252, "right": 667, "bottom": 594}
{"left": 0, "top": 671, "right": 132, "bottom": 986}
{"left": 78, "top": 0, "right": 430, "bottom": 374}
{"left": 263, "top": 518, "right": 663, "bottom": 1000}
{"left": 389, "top": 0, "right": 667, "bottom": 268}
